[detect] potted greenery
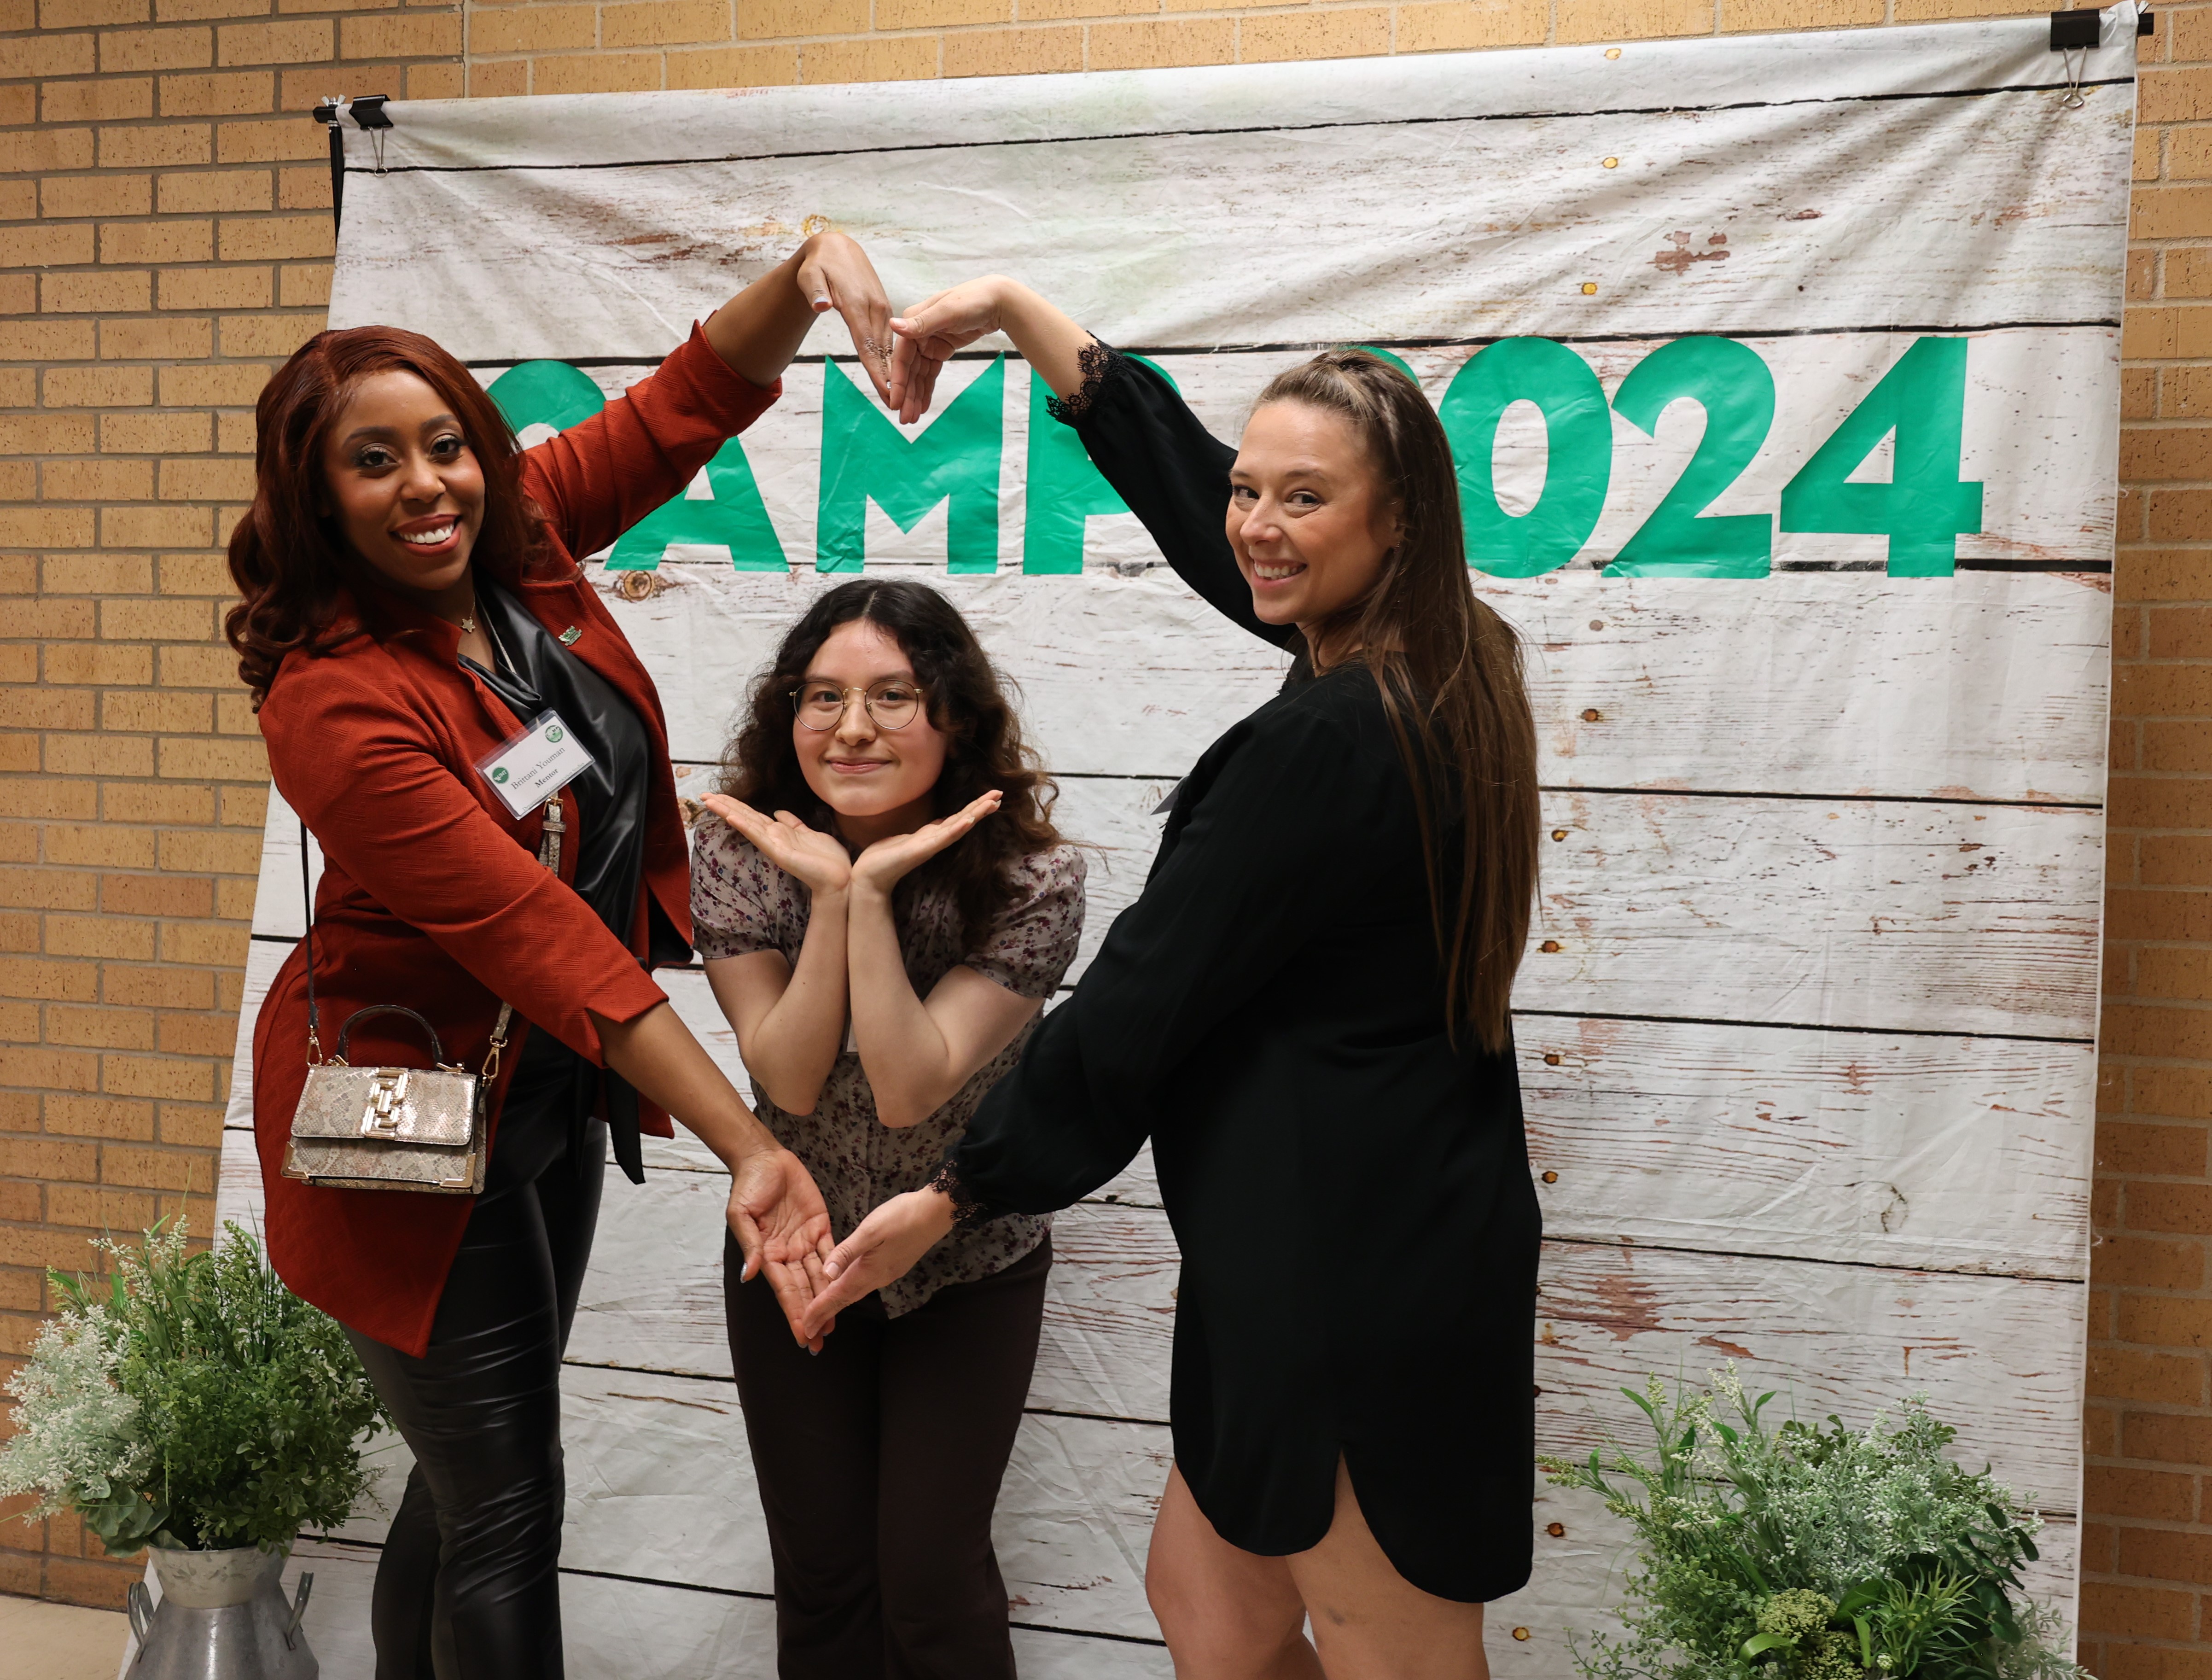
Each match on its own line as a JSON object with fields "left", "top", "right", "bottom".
{"left": 0, "top": 1219, "right": 387, "bottom": 1677}
{"left": 1543, "top": 1369, "right": 2083, "bottom": 1680}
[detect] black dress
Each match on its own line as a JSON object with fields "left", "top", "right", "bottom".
{"left": 947, "top": 346, "right": 1540, "bottom": 1604}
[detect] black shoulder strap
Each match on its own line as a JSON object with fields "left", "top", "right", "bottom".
{"left": 301, "top": 818, "right": 323, "bottom": 1065}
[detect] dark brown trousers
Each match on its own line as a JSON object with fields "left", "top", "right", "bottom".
{"left": 722, "top": 1231, "right": 1052, "bottom": 1680}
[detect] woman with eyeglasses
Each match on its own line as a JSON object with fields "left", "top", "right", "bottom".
{"left": 690, "top": 576, "right": 1085, "bottom": 1680}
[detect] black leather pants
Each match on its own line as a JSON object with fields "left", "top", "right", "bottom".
{"left": 344, "top": 1049, "right": 605, "bottom": 1680}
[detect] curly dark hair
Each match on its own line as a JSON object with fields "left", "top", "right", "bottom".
{"left": 720, "top": 578, "right": 1063, "bottom": 954}
{"left": 223, "top": 325, "right": 550, "bottom": 708}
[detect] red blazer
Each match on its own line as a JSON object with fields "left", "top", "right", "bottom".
{"left": 251, "top": 327, "right": 777, "bottom": 1356}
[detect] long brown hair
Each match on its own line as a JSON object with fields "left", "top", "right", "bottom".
{"left": 1257, "top": 350, "right": 1540, "bottom": 1053}
{"left": 224, "top": 325, "right": 547, "bottom": 707}
{"left": 720, "top": 578, "right": 1063, "bottom": 954}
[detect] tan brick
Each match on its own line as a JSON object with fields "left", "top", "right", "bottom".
{"left": 47, "top": 1188, "right": 163, "bottom": 1232}
{"left": 159, "top": 0, "right": 268, "bottom": 16}
{"left": 153, "top": 455, "right": 254, "bottom": 505}
{"left": 602, "top": 0, "right": 729, "bottom": 45}
{"left": 40, "top": 174, "right": 153, "bottom": 222}
{"left": 99, "top": 218, "right": 215, "bottom": 265}
{"left": 158, "top": 362, "right": 273, "bottom": 406}
{"left": 0, "top": 368, "right": 29, "bottom": 404}
{"left": 0, "top": 32, "right": 97, "bottom": 78}
{"left": 0, "top": 85, "right": 26, "bottom": 124}
{"left": 467, "top": 58, "right": 529, "bottom": 97}
{"left": 217, "top": 213, "right": 332, "bottom": 262}
{"left": 102, "top": 783, "right": 212, "bottom": 824}
{"left": 159, "top": 919, "right": 249, "bottom": 966}
{"left": 166, "top": 551, "right": 239, "bottom": 596}
{"left": 45, "top": 458, "right": 154, "bottom": 500}
{"left": 0, "top": 688, "right": 95, "bottom": 731}
{"left": 0, "top": 127, "right": 96, "bottom": 172}
{"left": 101, "top": 412, "right": 210, "bottom": 457}
{"left": 1397, "top": 0, "right": 1546, "bottom": 52}
{"left": 408, "top": 62, "right": 465, "bottom": 102}
{"left": 0, "top": 461, "right": 34, "bottom": 501}
{"left": 41, "top": 77, "right": 154, "bottom": 124}
{"left": 0, "top": 224, "right": 97, "bottom": 268}
{"left": 0, "top": 854, "right": 100, "bottom": 910}
{"left": 0, "top": 508, "right": 97, "bottom": 548}
{"left": 0, "top": 1136, "right": 98, "bottom": 1182}
{"left": 101, "top": 1138, "right": 216, "bottom": 1185}
{"left": 470, "top": 2, "right": 595, "bottom": 52}
{"left": 2080, "top": 1581, "right": 2198, "bottom": 1641}
{"left": 341, "top": 12, "right": 461, "bottom": 57}
{"left": 0, "top": 320, "right": 99, "bottom": 360}
{"left": 96, "top": 120, "right": 210, "bottom": 169}
{"left": 1086, "top": 16, "right": 1236, "bottom": 68}
{"left": 1239, "top": 6, "right": 1389, "bottom": 61}
{"left": 157, "top": 735, "right": 265, "bottom": 780}
{"left": 876, "top": 0, "right": 1000, "bottom": 25}
{"left": 49, "top": 1006, "right": 156, "bottom": 1052}
{"left": 105, "top": 964, "right": 213, "bottom": 1009}
{"left": 277, "top": 163, "right": 332, "bottom": 210}
{"left": 2136, "top": 185, "right": 2212, "bottom": 243}
{"left": 100, "top": 316, "right": 214, "bottom": 361}
{"left": 738, "top": 0, "right": 864, "bottom": 35}
{"left": 214, "top": 115, "right": 328, "bottom": 163}
{"left": 157, "top": 1104, "right": 225, "bottom": 1149}
{"left": 664, "top": 41, "right": 800, "bottom": 84}
{"left": 0, "top": 414, "right": 97, "bottom": 454}
{"left": 99, "top": 23, "right": 214, "bottom": 71}
{"left": 157, "top": 263, "right": 272, "bottom": 311}
{"left": 0, "top": 182, "right": 35, "bottom": 222}
{"left": 1555, "top": 0, "right": 1712, "bottom": 42}
{"left": 100, "top": 505, "right": 209, "bottom": 548}
{"left": 43, "top": 0, "right": 152, "bottom": 23}
{"left": 158, "top": 69, "right": 274, "bottom": 116}
{"left": 530, "top": 51, "right": 665, "bottom": 93}
{"left": 155, "top": 829, "right": 259, "bottom": 874}
{"left": 11, "top": 938, "right": 131, "bottom": 994}
{"left": 215, "top": 18, "right": 332, "bottom": 64}
{"left": 158, "top": 643, "right": 240, "bottom": 686}
{"left": 44, "top": 644, "right": 153, "bottom": 686}
{"left": 42, "top": 270, "right": 154, "bottom": 314}
{"left": 2124, "top": 425, "right": 2212, "bottom": 482}
{"left": 158, "top": 167, "right": 272, "bottom": 214}
{"left": 2143, "top": 68, "right": 2212, "bottom": 124}
{"left": 942, "top": 26, "right": 1079, "bottom": 76}
{"left": 279, "top": 262, "right": 331, "bottom": 307}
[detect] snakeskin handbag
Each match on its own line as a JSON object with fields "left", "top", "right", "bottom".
{"left": 281, "top": 795, "right": 564, "bottom": 1195}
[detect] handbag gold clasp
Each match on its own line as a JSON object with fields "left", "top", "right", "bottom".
{"left": 360, "top": 1068, "right": 410, "bottom": 1138}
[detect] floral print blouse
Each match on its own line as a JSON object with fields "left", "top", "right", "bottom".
{"left": 690, "top": 819, "right": 1087, "bottom": 1317}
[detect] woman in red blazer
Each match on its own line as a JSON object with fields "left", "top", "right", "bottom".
{"left": 228, "top": 233, "right": 891, "bottom": 1680}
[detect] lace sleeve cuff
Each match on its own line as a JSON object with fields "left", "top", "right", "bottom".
{"left": 927, "top": 1155, "right": 998, "bottom": 1229}
{"left": 1043, "top": 338, "right": 1123, "bottom": 426}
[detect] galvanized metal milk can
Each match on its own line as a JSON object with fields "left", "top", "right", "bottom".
{"left": 117, "top": 1544, "right": 316, "bottom": 1680}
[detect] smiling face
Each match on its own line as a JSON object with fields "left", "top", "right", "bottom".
{"left": 793, "top": 618, "right": 950, "bottom": 846}
{"left": 319, "top": 369, "right": 486, "bottom": 603}
{"left": 1226, "top": 399, "right": 1402, "bottom": 640}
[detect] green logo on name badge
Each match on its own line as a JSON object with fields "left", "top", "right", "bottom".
{"left": 492, "top": 767, "right": 510, "bottom": 784}
{"left": 546, "top": 726, "right": 565, "bottom": 744}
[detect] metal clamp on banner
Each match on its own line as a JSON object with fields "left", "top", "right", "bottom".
{"left": 311, "top": 93, "right": 395, "bottom": 233}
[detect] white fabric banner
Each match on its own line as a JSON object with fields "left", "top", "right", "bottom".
{"left": 222, "top": 18, "right": 2136, "bottom": 1675}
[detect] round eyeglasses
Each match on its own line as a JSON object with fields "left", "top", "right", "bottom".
{"left": 788, "top": 680, "right": 925, "bottom": 732}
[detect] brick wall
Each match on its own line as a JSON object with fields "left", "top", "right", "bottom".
{"left": 2, "top": 0, "right": 2208, "bottom": 1668}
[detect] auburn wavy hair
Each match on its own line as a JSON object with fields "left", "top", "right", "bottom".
{"left": 720, "top": 579, "right": 1062, "bottom": 954}
{"left": 1257, "top": 349, "right": 1541, "bottom": 1055}
{"left": 224, "top": 325, "right": 546, "bottom": 706}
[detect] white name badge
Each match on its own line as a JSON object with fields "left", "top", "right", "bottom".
{"left": 477, "top": 709, "right": 596, "bottom": 819}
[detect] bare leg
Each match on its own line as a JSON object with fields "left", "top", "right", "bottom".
{"left": 1287, "top": 1460, "right": 1490, "bottom": 1680}
{"left": 1147, "top": 1465, "right": 1326, "bottom": 1680}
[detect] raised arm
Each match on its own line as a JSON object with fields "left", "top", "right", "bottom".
{"left": 888, "top": 277, "right": 1287, "bottom": 649}
{"left": 522, "top": 233, "right": 896, "bottom": 561}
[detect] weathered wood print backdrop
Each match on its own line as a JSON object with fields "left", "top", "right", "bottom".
{"left": 214, "top": 19, "right": 2136, "bottom": 1676}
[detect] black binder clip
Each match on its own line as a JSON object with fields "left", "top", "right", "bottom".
{"left": 2049, "top": 7, "right": 2101, "bottom": 47}
{"left": 2140, "top": 5, "right": 2155, "bottom": 33}
{"left": 348, "top": 93, "right": 394, "bottom": 130}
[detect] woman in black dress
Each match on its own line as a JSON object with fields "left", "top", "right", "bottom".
{"left": 800, "top": 279, "right": 1543, "bottom": 1680}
